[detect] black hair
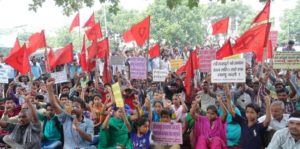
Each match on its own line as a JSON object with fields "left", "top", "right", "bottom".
{"left": 73, "top": 98, "right": 87, "bottom": 110}
{"left": 153, "top": 101, "right": 163, "bottom": 107}
{"left": 45, "top": 103, "right": 52, "bottom": 109}
{"left": 87, "top": 80, "right": 94, "bottom": 87}
{"left": 289, "top": 110, "right": 300, "bottom": 118}
{"left": 93, "top": 94, "right": 102, "bottom": 100}
{"left": 276, "top": 88, "right": 289, "bottom": 94}
{"left": 133, "top": 117, "right": 149, "bottom": 131}
{"left": 207, "top": 105, "right": 219, "bottom": 116}
{"left": 160, "top": 109, "right": 172, "bottom": 118}
{"left": 245, "top": 103, "right": 260, "bottom": 114}
{"left": 35, "top": 95, "right": 44, "bottom": 101}
{"left": 62, "top": 86, "right": 70, "bottom": 90}
{"left": 288, "top": 40, "right": 295, "bottom": 45}
{"left": 60, "top": 94, "right": 69, "bottom": 100}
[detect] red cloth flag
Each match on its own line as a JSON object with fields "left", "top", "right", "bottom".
{"left": 102, "top": 55, "right": 111, "bottom": 84}
{"left": 50, "top": 43, "right": 73, "bottom": 68}
{"left": 84, "top": 12, "right": 95, "bottom": 28}
{"left": 212, "top": 17, "right": 229, "bottom": 35}
{"left": 251, "top": 0, "right": 271, "bottom": 24}
{"left": 216, "top": 39, "right": 233, "bottom": 60}
{"left": 149, "top": 44, "right": 160, "bottom": 59}
{"left": 267, "top": 40, "right": 273, "bottom": 59}
{"left": 9, "top": 38, "right": 20, "bottom": 56}
{"left": 87, "top": 41, "right": 98, "bottom": 60}
{"left": 97, "top": 38, "right": 109, "bottom": 59}
{"left": 4, "top": 44, "right": 30, "bottom": 74}
{"left": 45, "top": 48, "right": 55, "bottom": 72}
{"left": 85, "top": 23, "right": 103, "bottom": 41}
{"left": 69, "top": 12, "right": 80, "bottom": 32}
{"left": 28, "top": 30, "right": 47, "bottom": 55}
{"left": 232, "top": 23, "right": 271, "bottom": 54}
{"left": 176, "top": 65, "right": 186, "bottom": 75}
{"left": 123, "top": 29, "right": 134, "bottom": 43}
{"left": 130, "top": 16, "right": 150, "bottom": 46}
{"left": 79, "top": 36, "right": 88, "bottom": 71}
{"left": 184, "top": 50, "right": 197, "bottom": 101}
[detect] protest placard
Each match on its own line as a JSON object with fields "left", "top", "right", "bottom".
{"left": 152, "top": 122, "right": 183, "bottom": 145}
{"left": 112, "top": 82, "right": 124, "bottom": 107}
{"left": 50, "top": 70, "right": 68, "bottom": 84}
{"left": 223, "top": 54, "right": 242, "bottom": 60}
{"left": 111, "top": 55, "right": 126, "bottom": 65}
{"left": 211, "top": 59, "right": 246, "bottom": 83}
{"left": 199, "top": 49, "right": 216, "bottom": 72}
{"left": 129, "top": 57, "right": 147, "bottom": 79}
{"left": 269, "top": 31, "right": 278, "bottom": 48}
{"left": 273, "top": 52, "right": 300, "bottom": 69}
{"left": 0, "top": 68, "right": 8, "bottom": 84}
{"left": 170, "top": 59, "right": 183, "bottom": 70}
{"left": 153, "top": 69, "right": 168, "bottom": 82}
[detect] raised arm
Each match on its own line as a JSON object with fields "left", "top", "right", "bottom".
{"left": 263, "top": 95, "right": 271, "bottom": 128}
{"left": 217, "top": 95, "right": 227, "bottom": 123}
{"left": 24, "top": 94, "right": 39, "bottom": 124}
{"left": 46, "top": 78, "right": 63, "bottom": 114}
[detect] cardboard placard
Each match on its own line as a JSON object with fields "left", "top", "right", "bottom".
{"left": 50, "top": 70, "right": 68, "bottom": 84}
{"left": 199, "top": 49, "right": 216, "bottom": 72}
{"left": 110, "top": 56, "right": 126, "bottom": 65}
{"left": 170, "top": 59, "right": 184, "bottom": 70}
{"left": 112, "top": 82, "right": 124, "bottom": 107}
{"left": 273, "top": 52, "right": 300, "bottom": 69}
{"left": 211, "top": 59, "right": 246, "bottom": 83}
{"left": 153, "top": 69, "right": 168, "bottom": 82}
{"left": 152, "top": 122, "right": 183, "bottom": 145}
{"left": 129, "top": 57, "right": 147, "bottom": 80}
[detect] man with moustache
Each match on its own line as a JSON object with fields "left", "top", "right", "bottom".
{"left": 268, "top": 110, "right": 300, "bottom": 148}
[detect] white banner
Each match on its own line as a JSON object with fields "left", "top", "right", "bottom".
{"left": 153, "top": 69, "right": 168, "bottom": 82}
{"left": 211, "top": 59, "right": 246, "bottom": 83}
{"left": 0, "top": 68, "right": 8, "bottom": 84}
{"left": 51, "top": 70, "right": 68, "bottom": 84}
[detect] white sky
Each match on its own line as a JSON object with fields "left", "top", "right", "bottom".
{"left": 0, "top": 0, "right": 296, "bottom": 47}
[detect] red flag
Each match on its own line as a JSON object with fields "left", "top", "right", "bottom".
{"left": 267, "top": 40, "right": 273, "bottom": 59}
{"left": 4, "top": 44, "right": 30, "bottom": 74}
{"left": 97, "top": 38, "right": 109, "bottom": 59}
{"left": 251, "top": 0, "right": 270, "bottom": 24}
{"left": 184, "top": 50, "right": 197, "bottom": 101}
{"left": 176, "top": 65, "right": 186, "bottom": 75}
{"left": 84, "top": 12, "right": 95, "bottom": 28}
{"left": 9, "top": 38, "right": 20, "bottom": 56}
{"left": 130, "top": 16, "right": 150, "bottom": 46}
{"left": 212, "top": 17, "right": 229, "bottom": 35}
{"left": 45, "top": 48, "right": 55, "bottom": 72}
{"left": 149, "top": 44, "right": 160, "bottom": 59}
{"left": 87, "top": 41, "right": 98, "bottom": 60}
{"left": 50, "top": 43, "right": 73, "bottom": 68}
{"left": 102, "top": 55, "right": 111, "bottom": 84}
{"left": 123, "top": 29, "right": 134, "bottom": 43}
{"left": 85, "top": 23, "right": 103, "bottom": 41}
{"left": 232, "top": 23, "right": 271, "bottom": 54}
{"left": 69, "top": 12, "right": 80, "bottom": 32}
{"left": 79, "top": 36, "right": 88, "bottom": 71}
{"left": 216, "top": 39, "right": 233, "bottom": 60}
{"left": 28, "top": 30, "right": 47, "bottom": 55}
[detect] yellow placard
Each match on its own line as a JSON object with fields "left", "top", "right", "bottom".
{"left": 170, "top": 59, "right": 184, "bottom": 70}
{"left": 112, "top": 83, "right": 124, "bottom": 107}
{"left": 223, "top": 54, "right": 242, "bottom": 60}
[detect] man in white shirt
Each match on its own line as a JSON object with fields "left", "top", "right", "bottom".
{"left": 268, "top": 111, "right": 300, "bottom": 149}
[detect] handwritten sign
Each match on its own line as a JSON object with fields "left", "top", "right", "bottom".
{"left": 110, "top": 56, "right": 126, "bottom": 65}
{"left": 50, "top": 70, "right": 68, "bottom": 84}
{"left": 273, "top": 52, "right": 300, "bottom": 69}
{"left": 153, "top": 69, "right": 168, "bottom": 82}
{"left": 152, "top": 122, "right": 183, "bottom": 145}
{"left": 199, "top": 49, "right": 216, "bottom": 72}
{"left": 112, "top": 82, "right": 124, "bottom": 107}
{"left": 211, "top": 59, "right": 246, "bottom": 83}
{"left": 170, "top": 59, "right": 183, "bottom": 71}
{"left": 0, "top": 68, "right": 8, "bottom": 84}
{"left": 129, "top": 57, "right": 147, "bottom": 79}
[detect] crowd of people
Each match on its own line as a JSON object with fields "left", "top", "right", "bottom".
{"left": 0, "top": 43, "right": 299, "bottom": 149}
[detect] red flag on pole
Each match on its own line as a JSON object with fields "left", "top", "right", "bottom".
{"left": 50, "top": 43, "right": 73, "bottom": 68}
{"left": 84, "top": 12, "right": 95, "bottom": 28}
{"left": 4, "top": 44, "right": 30, "bottom": 74}
{"left": 149, "top": 44, "right": 160, "bottom": 59}
{"left": 184, "top": 50, "right": 197, "bottom": 101}
{"left": 130, "top": 16, "right": 150, "bottom": 46}
{"left": 212, "top": 17, "right": 229, "bottom": 35}
{"left": 232, "top": 23, "right": 271, "bottom": 54}
{"left": 251, "top": 0, "right": 271, "bottom": 24}
{"left": 9, "top": 38, "right": 20, "bottom": 56}
{"left": 97, "top": 38, "right": 109, "bottom": 59}
{"left": 45, "top": 48, "right": 55, "bottom": 72}
{"left": 85, "top": 23, "right": 103, "bottom": 41}
{"left": 28, "top": 30, "right": 47, "bottom": 55}
{"left": 267, "top": 40, "right": 273, "bottom": 59}
{"left": 122, "top": 29, "right": 134, "bottom": 43}
{"left": 102, "top": 40, "right": 111, "bottom": 84}
{"left": 216, "top": 39, "right": 233, "bottom": 60}
{"left": 79, "top": 35, "right": 88, "bottom": 71}
{"left": 69, "top": 12, "right": 80, "bottom": 32}
{"left": 87, "top": 41, "right": 98, "bottom": 60}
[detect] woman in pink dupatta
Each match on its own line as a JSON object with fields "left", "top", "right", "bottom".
{"left": 191, "top": 95, "right": 228, "bottom": 149}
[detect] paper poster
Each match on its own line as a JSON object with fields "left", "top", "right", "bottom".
{"left": 273, "top": 52, "right": 300, "bottom": 69}
{"left": 112, "top": 82, "right": 124, "bottom": 107}
{"left": 199, "top": 49, "right": 216, "bottom": 72}
{"left": 170, "top": 59, "right": 184, "bottom": 71}
{"left": 111, "top": 56, "right": 126, "bottom": 65}
{"left": 129, "top": 57, "right": 147, "bottom": 79}
{"left": 211, "top": 59, "right": 246, "bottom": 83}
{"left": 223, "top": 54, "right": 242, "bottom": 60}
{"left": 50, "top": 70, "right": 68, "bottom": 84}
{"left": 152, "top": 122, "right": 183, "bottom": 145}
{"left": 153, "top": 69, "right": 168, "bottom": 82}
{"left": 0, "top": 68, "right": 8, "bottom": 84}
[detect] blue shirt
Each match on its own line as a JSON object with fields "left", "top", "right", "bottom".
{"left": 57, "top": 112, "right": 94, "bottom": 149}
{"left": 130, "top": 130, "right": 151, "bottom": 149}
{"left": 30, "top": 63, "right": 42, "bottom": 79}
{"left": 233, "top": 114, "right": 267, "bottom": 149}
